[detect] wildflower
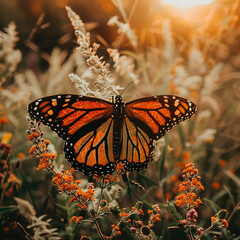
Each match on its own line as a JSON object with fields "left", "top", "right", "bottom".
{"left": 76, "top": 216, "right": 83, "bottom": 223}
{"left": 71, "top": 216, "right": 77, "bottom": 223}
{"left": 0, "top": 116, "right": 9, "bottom": 125}
{"left": 222, "top": 219, "right": 228, "bottom": 228}
{"left": 219, "top": 159, "right": 226, "bottom": 166}
{"left": 115, "top": 162, "right": 125, "bottom": 173}
{"left": 196, "top": 227, "right": 204, "bottom": 235}
{"left": 119, "top": 212, "right": 129, "bottom": 217}
{"left": 174, "top": 163, "right": 203, "bottom": 233}
{"left": 212, "top": 181, "right": 221, "bottom": 190}
{"left": 87, "top": 182, "right": 94, "bottom": 189}
{"left": 138, "top": 209, "right": 144, "bottom": 215}
{"left": 28, "top": 134, "right": 34, "bottom": 140}
{"left": 17, "top": 153, "right": 25, "bottom": 158}
{"left": 3, "top": 227, "right": 10, "bottom": 232}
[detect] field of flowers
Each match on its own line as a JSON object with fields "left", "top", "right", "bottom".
{"left": 0, "top": 0, "right": 240, "bottom": 239}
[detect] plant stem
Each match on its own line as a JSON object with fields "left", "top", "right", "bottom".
{"left": 96, "top": 178, "right": 105, "bottom": 216}
{"left": 195, "top": 224, "right": 214, "bottom": 240}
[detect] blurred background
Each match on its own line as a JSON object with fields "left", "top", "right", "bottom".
{"left": 1, "top": 0, "right": 240, "bottom": 239}
{"left": 0, "top": 0, "right": 239, "bottom": 70}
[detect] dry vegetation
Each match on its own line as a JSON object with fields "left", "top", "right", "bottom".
{"left": 0, "top": 0, "right": 240, "bottom": 239}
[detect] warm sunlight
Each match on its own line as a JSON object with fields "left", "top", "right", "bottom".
{"left": 161, "top": 0, "right": 213, "bottom": 8}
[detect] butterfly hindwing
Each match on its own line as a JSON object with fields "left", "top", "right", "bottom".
{"left": 64, "top": 118, "right": 116, "bottom": 176}
{"left": 126, "top": 95, "right": 196, "bottom": 140}
{"left": 119, "top": 117, "right": 153, "bottom": 172}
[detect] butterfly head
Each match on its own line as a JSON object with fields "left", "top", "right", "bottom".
{"left": 115, "top": 95, "right": 123, "bottom": 103}
{"left": 113, "top": 95, "right": 126, "bottom": 117}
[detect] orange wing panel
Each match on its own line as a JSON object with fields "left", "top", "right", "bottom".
{"left": 127, "top": 101, "right": 162, "bottom": 109}
{"left": 62, "top": 111, "right": 86, "bottom": 126}
{"left": 68, "top": 110, "right": 109, "bottom": 134}
{"left": 57, "top": 108, "right": 75, "bottom": 118}
{"left": 129, "top": 109, "right": 159, "bottom": 134}
{"left": 72, "top": 101, "right": 112, "bottom": 109}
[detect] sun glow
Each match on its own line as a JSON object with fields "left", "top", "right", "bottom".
{"left": 161, "top": 0, "right": 213, "bottom": 9}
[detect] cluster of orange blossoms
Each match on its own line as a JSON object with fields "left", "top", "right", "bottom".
{"left": 27, "top": 120, "right": 96, "bottom": 228}
{"left": 112, "top": 203, "right": 161, "bottom": 238}
{"left": 93, "top": 173, "right": 119, "bottom": 184}
{"left": 148, "top": 204, "right": 161, "bottom": 224}
{"left": 28, "top": 122, "right": 57, "bottom": 171}
{"left": 71, "top": 216, "right": 83, "bottom": 223}
{"left": 175, "top": 163, "right": 204, "bottom": 209}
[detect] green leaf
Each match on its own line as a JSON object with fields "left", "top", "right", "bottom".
{"left": 0, "top": 205, "right": 18, "bottom": 214}
{"left": 203, "top": 198, "right": 221, "bottom": 213}
{"left": 224, "top": 170, "right": 240, "bottom": 187}
{"left": 158, "top": 139, "right": 167, "bottom": 180}
{"left": 167, "top": 202, "right": 182, "bottom": 220}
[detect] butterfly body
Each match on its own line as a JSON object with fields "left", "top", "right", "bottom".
{"left": 28, "top": 94, "right": 196, "bottom": 176}
{"left": 112, "top": 95, "right": 126, "bottom": 158}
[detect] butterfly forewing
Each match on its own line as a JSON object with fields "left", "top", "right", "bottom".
{"left": 28, "top": 95, "right": 114, "bottom": 140}
{"left": 126, "top": 95, "right": 196, "bottom": 140}
{"left": 28, "top": 95, "right": 116, "bottom": 175}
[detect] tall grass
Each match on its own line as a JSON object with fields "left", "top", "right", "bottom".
{"left": 0, "top": 1, "right": 240, "bottom": 239}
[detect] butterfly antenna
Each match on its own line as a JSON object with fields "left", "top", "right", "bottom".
{"left": 120, "top": 81, "right": 133, "bottom": 96}
{"left": 94, "top": 82, "right": 117, "bottom": 95}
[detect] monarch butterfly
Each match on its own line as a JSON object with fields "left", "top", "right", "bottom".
{"left": 28, "top": 94, "right": 196, "bottom": 176}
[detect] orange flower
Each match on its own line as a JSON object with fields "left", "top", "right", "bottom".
{"left": 119, "top": 212, "right": 129, "bottom": 217}
{"left": 116, "top": 162, "right": 125, "bottom": 172}
{"left": 29, "top": 145, "right": 36, "bottom": 154}
{"left": 211, "top": 216, "right": 217, "bottom": 222}
{"left": 76, "top": 216, "right": 83, "bottom": 223}
{"left": 104, "top": 179, "right": 109, "bottom": 183}
{"left": 219, "top": 159, "right": 226, "bottom": 166}
{"left": 148, "top": 210, "right": 153, "bottom": 215}
{"left": 3, "top": 227, "right": 10, "bottom": 232}
{"left": 153, "top": 214, "right": 161, "bottom": 221}
{"left": 192, "top": 177, "right": 204, "bottom": 191}
{"left": 71, "top": 216, "right": 77, "bottom": 223}
{"left": 17, "top": 153, "right": 25, "bottom": 158}
{"left": 0, "top": 116, "right": 9, "bottom": 125}
{"left": 32, "top": 132, "right": 39, "bottom": 138}
{"left": 212, "top": 181, "right": 221, "bottom": 190}
{"left": 222, "top": 219, "right": 228, "bottom": 228}
{"left": 138, "top": 209, "right": 144, "bottom": 215}
{"left": 166, "top": 192, "right": 172, "bottom": 201}
{"left": 28, "top": 135, "right": 34, "bottom": 140}
{"left": 175, "top": 193, "right": 187, "bottom": 207}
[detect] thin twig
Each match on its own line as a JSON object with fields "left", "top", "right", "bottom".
{"left": 195, "top": 224, "right": 215, "bottom": 240}
{"left": 227, "top": 198, "right": 240, "bottom": 222}
{"left": 96, "top": 178, "right": 105, "bottom": 216}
